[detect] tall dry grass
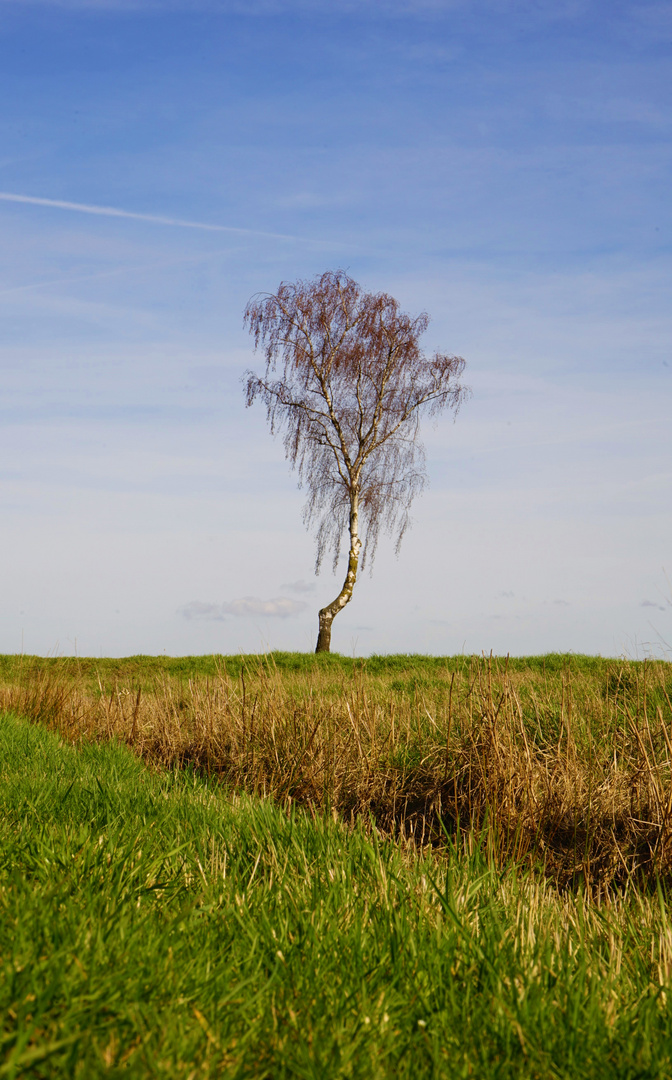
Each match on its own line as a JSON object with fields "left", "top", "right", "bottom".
{"left": 2, "top": 653, "right": 672, "bottom": 892}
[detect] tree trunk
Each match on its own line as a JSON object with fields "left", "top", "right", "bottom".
{"left": 315, "top": 493, "right": 361, "bottom": 654}
{"left": 315, "top": 610, "right": 334, "bottom": 654}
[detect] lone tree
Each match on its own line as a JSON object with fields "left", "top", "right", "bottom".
{"left": 244, "top": 270, "right": 469, "bottom": 654}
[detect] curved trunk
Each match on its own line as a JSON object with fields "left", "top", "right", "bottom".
{"left": 315, "top": 494, "right": 361, "bottom": 654}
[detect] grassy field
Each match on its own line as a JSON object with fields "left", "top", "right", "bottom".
{"left": 3, "top": 706, "right": 672, "bottom": 1078}
{"left": 2, "top": 651, "right": 672, "bottom": 891}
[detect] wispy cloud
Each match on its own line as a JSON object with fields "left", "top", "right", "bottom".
{"left": 0, "top": 0, "right": 472, "bottom": 11}
{"left": 0, "top": 246, "right": 243, "bottom": 298}
{"left": 0, "top": 191, "right": 310, "bottom": 244}
{"left": 179, "top": 602, "right": 228, "bottom": 622}
{"left": 280, "top": 579, "right": 317, "bottom": 595}
{"left": 179, "top": 596, "right": 308, "bottom": 620}
{"left": 0, "top": 0, "right": 619, "bottom": 16}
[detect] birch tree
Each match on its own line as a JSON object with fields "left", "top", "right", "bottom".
{"left": 244, "top": 270, "right": 469, "bottom": 654}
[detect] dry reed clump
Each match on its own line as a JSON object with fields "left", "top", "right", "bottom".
{"left": 2, "top": 655, "right": 672, "bottom": 892}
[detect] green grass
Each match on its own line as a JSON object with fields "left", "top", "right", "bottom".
{"left": 3, "top": 651, "right": 671, "bottom": 890}
{"left": 0, "top": 650, "right": 634, "bottom": 691}
{"left": 2, "top": 711, "right": 672, "bottom": 1077}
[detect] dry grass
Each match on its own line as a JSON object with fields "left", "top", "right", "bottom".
{"left": 2, "top": 652, "right": 672, "bottom": 893}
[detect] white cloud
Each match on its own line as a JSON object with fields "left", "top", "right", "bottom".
{"left": 179, "top": 596, "right": 308, "bottom": 620}
{"left": 280, "top": 579, "right": 317, "bottom": 594}
{"left": 178, "top": 601, "right": 227, "bottom": 621}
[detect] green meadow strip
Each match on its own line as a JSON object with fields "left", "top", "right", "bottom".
{"left": 3, "top": 652, "right": 672, "bottom": 889}
{"left": 1, "top": 711, "right": 672, "bottom": 1077}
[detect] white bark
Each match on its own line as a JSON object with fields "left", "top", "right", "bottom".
{"left": 315, "top": 492, "right": 361, "bottom": 653}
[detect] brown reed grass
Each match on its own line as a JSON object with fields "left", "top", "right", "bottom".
{"left": 2, "top": 653, "right": 672, "bottom": 893}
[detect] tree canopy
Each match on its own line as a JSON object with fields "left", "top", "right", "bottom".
{"left": 244, "top": 269, "right": 469, "bottom": 651}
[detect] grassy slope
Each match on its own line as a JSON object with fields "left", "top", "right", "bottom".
{"left": 0, "top": 651, "right": 624, "bottom": 686}
{"left": 2, "top": 711, "right": 672, "bottom": 1078}
{"left": 2, "top": 652, "right": 671, "bottom": 891}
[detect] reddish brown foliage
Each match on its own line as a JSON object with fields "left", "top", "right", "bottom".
{"left": 245, "top": 270, "right": 469, "bottom": 650}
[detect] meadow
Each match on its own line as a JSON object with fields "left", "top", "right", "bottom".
{"left": 1, "top": 653, "right": 672, "bottom": 1076}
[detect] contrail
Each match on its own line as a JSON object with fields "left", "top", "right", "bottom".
{"left": 0, "top": 191, "right": 311, "bottom": 243}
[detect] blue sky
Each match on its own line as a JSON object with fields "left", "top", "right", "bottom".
{"left": 0, "top": 0, "right": 670, "bottom": 657}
